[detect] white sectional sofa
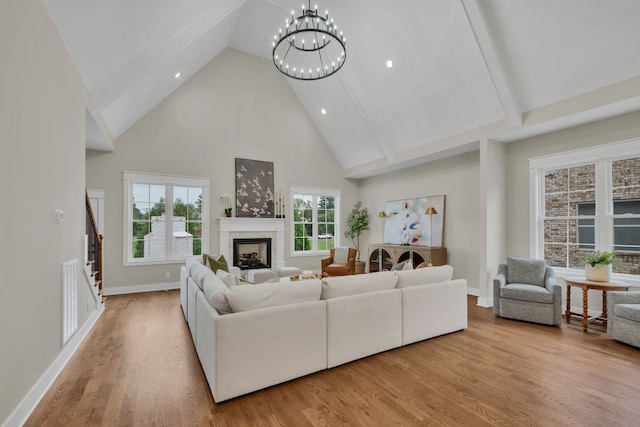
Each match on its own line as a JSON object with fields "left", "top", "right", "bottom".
{"left": 179, "top": 258, "right": 468, "bottom": 402}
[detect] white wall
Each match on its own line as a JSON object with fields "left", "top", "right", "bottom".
{"left": 359, "top": 151, "right": 480, "bottom": 290}
{"left": 86, "top": 48, "right": 360, "bottom": 291}
{"left": 0, "top": 1, "right": 95, "bottom": 424}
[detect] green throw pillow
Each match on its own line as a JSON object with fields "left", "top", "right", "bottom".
{"left": 208, "top": 254, "right": 229, "bottom": 273}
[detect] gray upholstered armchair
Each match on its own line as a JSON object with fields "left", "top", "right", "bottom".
{"left": 493, "top": 257, "right": 562, "bottom": 326}
{"left": 607, "top": 291, "right": 640, "bottom": 348}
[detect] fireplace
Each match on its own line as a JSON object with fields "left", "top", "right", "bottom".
{"left": 233, "top": 238, "right": 272, "bottom": 270}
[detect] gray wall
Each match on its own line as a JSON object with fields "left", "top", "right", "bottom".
{"left": 0, "top": 0, "right": 96, "bottom": 424}
{"left": 86, "top": 48, "right": 360, "bottom": 291}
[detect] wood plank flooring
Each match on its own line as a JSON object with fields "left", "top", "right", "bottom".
{"left": 26, "top": 291, "right": 640, "bottom": 426}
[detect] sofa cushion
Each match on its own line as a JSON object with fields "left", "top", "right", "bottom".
{"left": 208, "top": 254, "right": 229, "bottom": 273}
{"left": 321, "top": 271, "right": 398, "bottom": 300}
{"left": 500, "top": 283, "right": 554, "bottom": 304}
{"left": 225, "top": 280, "right": 322, "bottom": 312}
{"left": 507, "top": 257, "right": 546, "bottom": 287}
{"left": 190, "top": 264, "right": 213, "bottom": 290}
{"left": 394, "top": 265, "right": 453, "bottom": 288}
{"left": 614, "top": 304, "right": 640, "bottom": 322}
{"left": 217, "top": 269, "right": 239, "bottom": 288}
{"left": 203, "top": 273, "right": 232, "bottom": 314}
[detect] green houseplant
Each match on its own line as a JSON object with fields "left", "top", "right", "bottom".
{"left": 583, "top": 250, "right": 617, "bottom": 282}
{"left": 345, "top": 201, "right": 370, "bottom": 271}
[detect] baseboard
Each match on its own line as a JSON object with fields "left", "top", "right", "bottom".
{"left": 2, "top": 304, "right": 104, "bottom": 427}
{"left": 103, "top": 281, "right": 179, "bottom": 296}
{"left": 466, "top": 287, "right": 480, "bottom": 296}
{"left": 477, "top": 297, "right": 493, "bottom": 308}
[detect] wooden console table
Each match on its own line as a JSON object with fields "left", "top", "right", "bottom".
{"left": 368, "top": 244, "right": 446, "bottom": 273}
{"left": 564, "top": 277, "right": 631, "bottom": 331}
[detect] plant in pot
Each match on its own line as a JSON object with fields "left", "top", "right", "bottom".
{"left": 345, "top": 201, "right": 370, "bottom": 274}
{"left": 583, "top": 250, "right": 617, "bottom": 282}
{"left": 220, "top": 193, "right": 233, "bottom": 217}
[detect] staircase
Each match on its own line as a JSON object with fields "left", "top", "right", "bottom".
{"left": 86, "top": 191, "right": 104, "bottom": 304}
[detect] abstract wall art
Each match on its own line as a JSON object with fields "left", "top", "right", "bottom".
{"left": 383, "top": 195, "right": 446, "bottom": 246}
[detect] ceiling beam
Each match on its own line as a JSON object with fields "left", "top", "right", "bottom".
{"left": 337, "top": 68, "right": 397, "bottom": 163}
{"left": 462, "top": 0, "right": 522, "bottom": 129}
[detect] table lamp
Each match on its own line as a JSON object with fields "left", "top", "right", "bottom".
{"left": 425, "top": 207, "right": 438, "bottom": 247}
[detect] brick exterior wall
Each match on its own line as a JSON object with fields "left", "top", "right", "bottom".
{"left": 544, "top": 159, "right": 640, "bottom": 275}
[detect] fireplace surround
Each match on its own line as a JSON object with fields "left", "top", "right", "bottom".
{"left": 218, "top": 217, "right": 285, "bottom": 269}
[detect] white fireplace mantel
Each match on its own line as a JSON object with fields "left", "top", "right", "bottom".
{"left": 218, "top": 217, "right": 285, "bottom": 269}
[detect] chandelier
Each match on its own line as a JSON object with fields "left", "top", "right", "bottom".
{"left": 272, "top": 1, "right": 347, "bottom": 81}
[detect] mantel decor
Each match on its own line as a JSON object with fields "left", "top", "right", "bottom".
{"left": 235, "top": 158, "right": 275, "bottom": 218}
{"left": 383, "top": 195, "right": 445, "bottom": 247}
{"left": 271, "top": 0, "right": 347, "bottom": 81}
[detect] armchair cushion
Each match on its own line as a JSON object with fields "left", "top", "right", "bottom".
{"left": 500, "top": 283, "right": 554, "bottom": 304}
{"left": 333, "top": 247, "right": 349, "bottom": 263}
{"left": 507, "top": 257, "right": 546, "bottom": 287}
{"left": 614, "top": 304, "right": 640, "bottom": 322}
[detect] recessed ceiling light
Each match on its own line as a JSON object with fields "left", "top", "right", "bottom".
{"left": 386, "top": 60, "right": 394, "bottom": 69}
{"left": 321, "top": 108, "right": 327, "bottom": 115}
{"left": 174, "top": 72, "right": 181, "bottom": 79}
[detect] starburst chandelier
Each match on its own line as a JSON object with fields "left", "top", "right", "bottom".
{"left": 272, "top": 1, "right": 347, "bottom": 81}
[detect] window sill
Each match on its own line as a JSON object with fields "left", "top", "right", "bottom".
{"left": 123, "top": 258, "right": 193, "bottom": 267}
{"left": 290, "top": 251, "right": 330, "bottom": 258}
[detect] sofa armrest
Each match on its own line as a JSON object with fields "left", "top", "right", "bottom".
{"left": 321, "top": 256, "right": 332, "bottom": 272}
{"left": 493, "top": 263, "right": 507, "bottom": 315}
{"left": 607, "top": 291, "right": 640, "bottom": 336}
{"left": 347, "top": 257, "right": 356, "bottom": 274}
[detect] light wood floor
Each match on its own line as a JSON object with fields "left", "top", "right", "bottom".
{"left": 26, "top": 291, "right": 640, "bottom": 426}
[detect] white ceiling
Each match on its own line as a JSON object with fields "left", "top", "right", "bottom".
{"left": 42, "top": 0, "right": 640, "bottom": 177}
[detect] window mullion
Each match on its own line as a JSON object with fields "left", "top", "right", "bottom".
{"left": 595, "top": 160, "right": 611, "bottom": 251}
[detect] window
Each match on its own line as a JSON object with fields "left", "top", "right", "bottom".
{"left": 123, "top": 172, "right": 209, "bottom": 265}
{"left": 290, "top": 186, "right": 341, "bottom": 255}
{"left": 530, "top": 139, "right": 640, "bottom": 277}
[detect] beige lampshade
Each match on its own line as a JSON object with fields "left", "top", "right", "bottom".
{"left": 378, "top": 211, "right": 388, "bottom": 218}
{"left": 425, "top": 207, "right": 438, "bottom": 215}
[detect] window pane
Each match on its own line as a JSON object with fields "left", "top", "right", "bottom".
{"left": 614, "top": 200, "right": 640, "bottom": 215}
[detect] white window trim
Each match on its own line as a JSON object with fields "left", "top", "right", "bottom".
{"left": 290, "top": 186, "right": 342, "bottom": 257}
{"left": 528, "top": 138, "right": 640, "bottom": 287}
{"left": 122, "top": 171, "right": 210, "bottom": 266}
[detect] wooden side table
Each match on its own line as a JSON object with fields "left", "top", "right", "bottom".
{"left": 564, "top": 277, "right": 630, "bottom": 331}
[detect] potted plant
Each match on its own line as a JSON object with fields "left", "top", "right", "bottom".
{"left": 583, "top": 250, "right": 617, "bottom": 282}
{"left": 220, "top": 193, "right": 233, "bottom": 217}
{"left": 345, "top": 201, "right": 370, "bottom": 274}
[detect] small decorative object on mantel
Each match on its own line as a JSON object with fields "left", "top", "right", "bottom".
{"left": 275, "top": 189, "right": 286, "bottom": 218}
{"left": 220, "top": 193, "right": 233, "bottom": 217}
{"left": 583, "top": 250, "right": 617, "bottom": 282}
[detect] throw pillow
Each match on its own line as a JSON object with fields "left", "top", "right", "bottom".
{"left": 416, "top": 261, "right": 433, "bottom": 269}
{"left": 391, "top": 260, "right": 408, "bottom": 271}
{"left": 507, "top": 257, "right": 546, "bottom": 287}
{"left": 216, "top": 269, "right": 239, "bottom": 288}
{"left": 333, "top": 247, "right": 349, "bottom": 263}
{"left": 202, "top": 274, "right": 232, "bottom": 314}
{"left": 207, "top": 254, "right": 229, "bottom": 273}
{"left": 402, "top": 260, "right": 414, "bottom": 270}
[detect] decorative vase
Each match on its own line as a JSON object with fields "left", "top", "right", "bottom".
{"left": 585, "top": 264, "right": 611, "bottom": 282}
{"left": 225, "top": 209, "right": 232, "bottom": 217}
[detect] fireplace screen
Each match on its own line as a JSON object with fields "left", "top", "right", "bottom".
{"left": 233, "top": 238, "right": 272, "bottom": 269}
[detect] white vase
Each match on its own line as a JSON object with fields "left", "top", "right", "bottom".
{"left": 585, "top": 264, "right": 612, "bottom": 282}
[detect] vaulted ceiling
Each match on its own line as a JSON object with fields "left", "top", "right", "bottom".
{"left": 42, "top": 0, "right": 640, "bottom": 178}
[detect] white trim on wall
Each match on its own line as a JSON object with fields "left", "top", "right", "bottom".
{"left": 2, "top": 306, "right": 104, "bottom": 427}
{"left": 103, "top": 281, "right": 180, "bottom": 296}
